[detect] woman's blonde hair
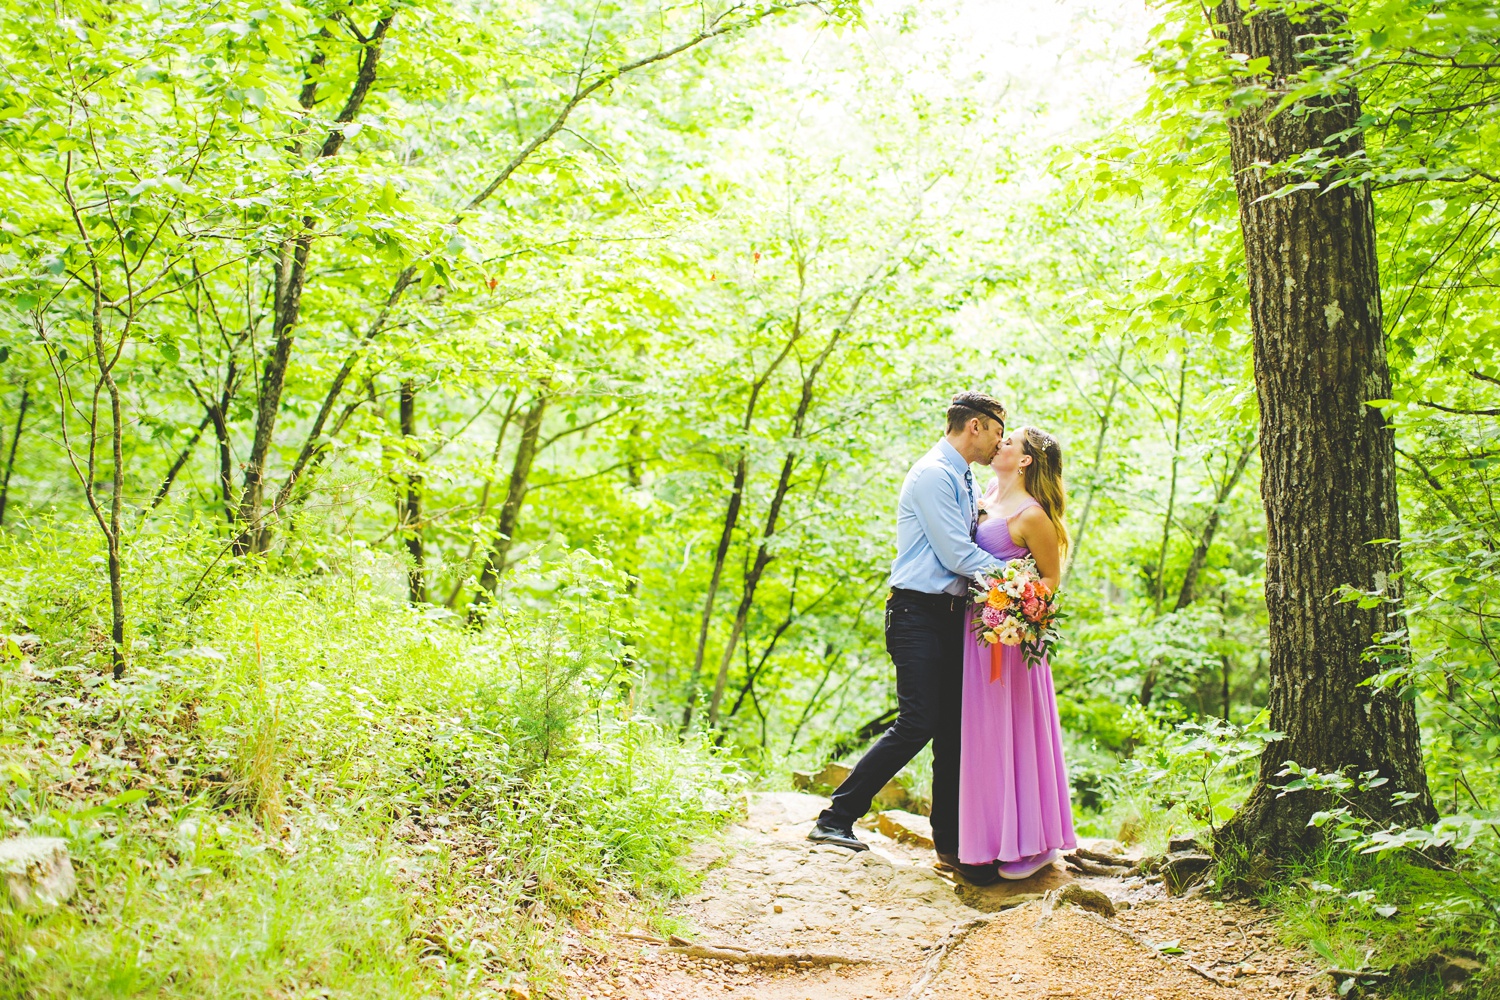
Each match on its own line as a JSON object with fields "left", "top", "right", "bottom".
{"left": 1019, "top": 426, "right": 1070, "bottom": 563}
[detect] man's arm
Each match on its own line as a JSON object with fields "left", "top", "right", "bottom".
{"left": 909, "top": 465, "right": 996, "bottom": 579}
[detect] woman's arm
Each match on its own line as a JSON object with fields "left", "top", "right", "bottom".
{"left": 1013, "top": 506, "right": 1061, "bottom": 591}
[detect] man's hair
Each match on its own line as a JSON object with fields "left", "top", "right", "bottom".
{"left": 946, "top": 392, "right": 1007, "bottom": 434}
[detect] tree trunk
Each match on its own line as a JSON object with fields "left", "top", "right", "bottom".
{"left": 1152, "top": 358, "right": 1189, "bottom": 618}
{"left": 470, "top": 393, "right": 547, "bottom": 619}
{"left": 680, "top": 330, "right": 801, "bottom": 731}
{"left": 398, "top": 380, "right": 426, "bottom": 603}
{"left": 445, "top": 390, "right": 519, "bottom": 608}
{"left": 1213, "top": 0, "right": 1435, "bottom": 856}
{"left": 1140, "top": 359, "right": 1190, "bottom": 707}
{"left": 1066, "top": 359, "right": 1122, "bottom": 574}
{"left": 147, "top": 413, "right": 212, "bottom": 510}
{"left": 234, "top": 16, "right": 396, "bottom": 552}
{"left": 1174, "top": 436, "right": 1255, "bottom": 611}
{"left": 0, "top": 386, "right": 30, "bottom": 526}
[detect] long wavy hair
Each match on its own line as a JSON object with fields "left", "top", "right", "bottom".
{"left": 1019, "top": 426, "right": 1070, "bottom": 564}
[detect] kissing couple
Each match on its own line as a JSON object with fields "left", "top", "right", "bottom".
{"left": 808, "top": 392, "right": 1077, "bottom": 885}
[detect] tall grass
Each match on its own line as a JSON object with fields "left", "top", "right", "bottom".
{"left": 0, "top": 519, "right": 741, "bottom": 998}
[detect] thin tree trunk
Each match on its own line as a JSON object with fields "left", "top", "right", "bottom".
{"left": 0, "top": 386, "right": 30, "bottom": 526}
{"left": 445, "top": 390, "right": 519, "bottom": 608}
{"left": 1152, "top": 358, "right": 1189, "bottom": 618}
{"left": 277, "top": 12, "right": 798, "bottom": 528}
{"left": 470, "top": 393, "right": 547, "bottom": 620}
{"left": 1140, "top": 358, "right": 1190, "bottom": 708}
{"left": 787, "top": 645, "right": 844, "bottom": 754}
{"left": 680, "top": 331, "right": 802, "bottom": 731}
{"left": 1174, "top": 436, "right": 1256, "bottom": 611}
{"left": 234, "top": 16, "right": 396, "bottom": 552}
{"left": 398, "top": 380, "right": 426, "bottom": 603}
{"left": 1213, "top": 0, "right": 1436, "bottom": 856}
{"left": 707, "top": 329, "right": 850, "bottom": 728}
{"left": 147, "top": 413, "right": 212, "bottom": 510}
{"left": 1066, "top": 363, "right": 1122, "bottom": 574}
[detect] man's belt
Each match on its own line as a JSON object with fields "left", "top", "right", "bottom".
{"left": 888, "top": 587, "right": 969, "bottom": 611}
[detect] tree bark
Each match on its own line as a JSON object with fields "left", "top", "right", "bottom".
{"left": 398, "top": 380, "right": 426, "bottom": 603}
{"left": 0, "top": 386, "right": 30, "bottom": 527}
{"left": 470, "top": 393, "right": 547, "bottom": 619}
{"left": 1213, "top": 0, "right": 1436, "bottom": 856}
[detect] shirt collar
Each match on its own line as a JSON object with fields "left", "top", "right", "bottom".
{"left": 937, "top": 439, "right": 971, "bottom": 479}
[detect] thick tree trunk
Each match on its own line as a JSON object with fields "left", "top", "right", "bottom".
{"left": 1214, "top": 0, "right": 1435, "bottom": 857}
{"left": 398, "top": 380, "right": 426, "bottom": 603}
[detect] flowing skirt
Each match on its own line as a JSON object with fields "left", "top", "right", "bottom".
{"left": 958, "top": 631, "right": 1077, "bottom": 865}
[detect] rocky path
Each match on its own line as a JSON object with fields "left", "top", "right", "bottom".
{"left": 563, "top": 793, "right": 1333, "bottom": 1000}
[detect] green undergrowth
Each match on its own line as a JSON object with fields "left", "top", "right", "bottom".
{"left": 1216, "top": 843, "right": 1500, "bottom": 999}
{"left": 0, "top": 520, "right": 742, "bottom": 998}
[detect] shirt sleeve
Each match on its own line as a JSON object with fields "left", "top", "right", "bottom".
{"left": 908, "top": 465, "right": 997, "bottom": 579}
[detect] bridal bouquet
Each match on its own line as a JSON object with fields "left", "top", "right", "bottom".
{"left": 970, "top": 557, "right": 1062, "bottom": 682}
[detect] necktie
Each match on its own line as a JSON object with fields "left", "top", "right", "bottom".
{"left": 964, "top": 468, "right": 976, "bottom": 532}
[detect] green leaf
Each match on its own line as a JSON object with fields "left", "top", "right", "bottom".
{"left": 106, "top": 789, "right": 149, "bottom": 809}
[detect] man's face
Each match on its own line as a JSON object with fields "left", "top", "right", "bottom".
{"left": 977, "top": 417, "right": 1004, "bottom": 462}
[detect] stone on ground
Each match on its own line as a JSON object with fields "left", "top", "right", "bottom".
{"left": 0, "top": 836, "right": 76, "bottom": 911}
{"left": 876, "top": 809, "right": 933, "bottom": 849}
{"left": 1053, "top": 882, "right": 1116, "bottom": 917}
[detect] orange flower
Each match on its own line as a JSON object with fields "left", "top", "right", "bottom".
{"left": 987, "top": 589, "right": 1010, "bottom": 609}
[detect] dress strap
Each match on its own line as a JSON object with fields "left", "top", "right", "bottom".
{"left": 1004, "top": 498, "right": 1043, "bottom": 520}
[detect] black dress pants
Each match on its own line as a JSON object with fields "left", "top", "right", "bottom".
{"left": 818, "top": 589, "right": 965, "bottom": 855}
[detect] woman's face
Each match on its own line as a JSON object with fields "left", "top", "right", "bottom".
{"left": 991, "top": 430, "right": 1030, "bottom": 477}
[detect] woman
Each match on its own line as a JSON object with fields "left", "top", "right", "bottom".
{"left": 958, "top": 426, "right": 1077, "bottom": 879}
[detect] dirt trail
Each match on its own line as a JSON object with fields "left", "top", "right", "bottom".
{"left": 564, "top": 793, "right": 1332, "bottom": 1000}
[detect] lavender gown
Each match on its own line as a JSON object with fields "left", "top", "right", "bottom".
{"left": 958, "top": 499, "right": 1077, "bottom": 866}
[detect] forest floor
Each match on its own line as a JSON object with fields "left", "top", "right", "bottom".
{"left": 562, "top": 793, "right": 1336, "bottom": 1000}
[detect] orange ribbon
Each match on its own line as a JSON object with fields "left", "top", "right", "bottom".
{"left": 989, "top": 642, "right": 1004, "bottom": 684}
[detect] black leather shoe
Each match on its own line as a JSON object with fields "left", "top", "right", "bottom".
{"left": 935, "top": 851, "right": 1001, "bottom": 886}
{"left": 807, "top": 822, "right": 869, "bottom": 852}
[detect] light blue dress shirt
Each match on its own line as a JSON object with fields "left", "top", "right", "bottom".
{"left": 888, "top": 439, "right": 999, "bottom": 596}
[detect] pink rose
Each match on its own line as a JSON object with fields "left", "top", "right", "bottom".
{"left": 981, "top": 606, "right": 1004, "bottom": 629}
{"left": 1022, "top": 597, "right": 1042, "bottom": 620}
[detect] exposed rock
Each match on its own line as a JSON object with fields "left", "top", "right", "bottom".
{"left": 1391, "top": 949, "right": 1485, "bottom": 993}
{"left": 1167, "top": 835, "right": 1204, "bottom": 854}
{"left": 792, "top": 764, "right": 926, "bottom": 815}
{"left": 1160, "top": 851, "right": 1214, "bottom": 894}
{"left": 876, "top": 810, "right": 934, "bottom": 850}
{"left": 0, "top": 836, "right": 76, "bottom": 911}
{"left": 814, "top": 762, "right": 853, "bottom": 788}
{"left": 1052, "top": 883, "right": 1116, "bottom": 918}
{"left": 1434, "top": 952, "right": 1483, "bottom": 991}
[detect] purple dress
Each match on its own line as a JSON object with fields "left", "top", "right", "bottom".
{"left": 958, "top": 499, "right": 1077, "bottom": 865}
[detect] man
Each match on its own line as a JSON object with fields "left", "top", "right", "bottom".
{"left": 808, "top": 391, "right": 1007, "bottom": 885}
